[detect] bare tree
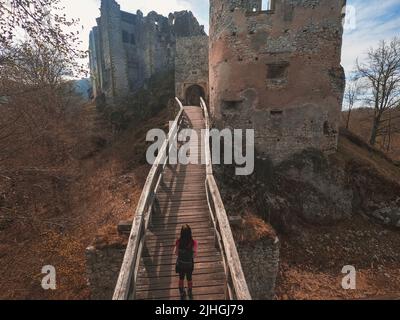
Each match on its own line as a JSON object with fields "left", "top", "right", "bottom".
{"left": 0, "top": 0, "right": 87, "bottom": 161}
{"left": 0, "top": 41, "right": 84, "bottom": 165}
{"left": 344, "top": 77, "right": 363, "bottom": 129}
{"left": 2, "top": 40, "right": 72, "bottom": 89}
{"left": 0, "top": 0, "right": 86, "bottom": 73}
{"left": 375, "top": 104, "right": 400, "bottom": 152}
{"left": 357, "top": 38, "right": 400, "bottom": 146}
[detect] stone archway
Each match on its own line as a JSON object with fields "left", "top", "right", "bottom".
{"left": 185, "top": 84, "right": 205, "bottom": 106}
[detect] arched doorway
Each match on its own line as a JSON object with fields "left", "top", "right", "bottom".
{"left": 185, "top": 85, "right": 205, "bottom": 106}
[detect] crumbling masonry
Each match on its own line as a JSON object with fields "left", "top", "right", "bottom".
{"left": 209, "top": 0, "right": 346, "bottom": 163}
{"left": 89, "top": 0, "right": 347, "bottom": 161}
{"left": 86, "top": 0, "right": 350, "bottom": 300}
{"left": 89, "top": 0, "right": 206, "bottom": 103}
{"left": 175, "top": 36, "right": 209, "bottom": 106}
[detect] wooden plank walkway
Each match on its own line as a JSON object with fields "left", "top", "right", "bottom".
{"left": 135, "top": 106, "right": 226, "bottom": 300}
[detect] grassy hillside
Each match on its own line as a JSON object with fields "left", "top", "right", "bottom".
{"left": 342, "top": 107, "right": 400, "bottom": 161}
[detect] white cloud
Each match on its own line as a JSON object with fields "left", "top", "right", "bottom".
{"left": 342, "top": 0, "right": 400, "bottom": 76}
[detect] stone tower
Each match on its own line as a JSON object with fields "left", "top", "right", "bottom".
{"left": 89, "top": 0, "right": 206, "bottom": 104}
{"left": 209, "top": 0, "right": 347, "bottom": 163}
{"left": 98, "top": 0, "right": 130, "bottom": 101}
{"left": 175, "top": 35, "right": 209, "bottom": 106}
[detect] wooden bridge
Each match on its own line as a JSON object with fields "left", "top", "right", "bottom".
{"left": 113, "top": 98, "right": 251, "bottom": 300}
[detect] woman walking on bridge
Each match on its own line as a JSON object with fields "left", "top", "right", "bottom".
{"left": 174, "top": 224, "right": 198, "bottom": 300}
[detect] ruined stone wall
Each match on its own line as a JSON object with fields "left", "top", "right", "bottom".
{"left": 209, "top": 0, "right": 346, "bottom": 163}
{"left": 98, "top": 0, "right": 129, "bottom": 101}
{"left": 85, "top": 242, "right": 127, "bottom": 300}
{"left": 175, "top": 36, "right": 210, "bottom": 104}
{"left": 118, "top": 10, "right": 175, "bottom": 92}
{"left": 237, "top": 237, "right": 280, "bottom": 300}
{"left": 91, "top": 0, "right": 206, "bottom": 103}
{"left": 89, "top": 28, "right": 99, "bottom": 98}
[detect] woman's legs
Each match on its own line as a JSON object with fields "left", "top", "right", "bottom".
{"left": 179, "top": 272, "right": 185, "bottom": 287}
{"left": 187, "top": 271, "right": 193, "bottom": 299}
{"left": 178, "top": 267, "right": 193, "bottom": 299}
{"left": 179, "top": 272, "right": 186, "bottom": 299}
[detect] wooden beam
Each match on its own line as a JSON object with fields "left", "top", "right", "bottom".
{"left": 113, "top": 102, "right": 184, "bottom": 300}
{"left": 207, "top": 175, "right": 251, "bottom": 300}
{"left": 200, "top": 97, "right": 213, "bottom": 176}
{"left": 175, "top": 97, "right": 184, "bottom": 110}
{"left": 118, "top": 220, "right": 132, "bottom": 234}
{"left": 201, "top": 98, "right": 251, "bottom": 300}
{"left": 229, "top": 215, "right": 243, "bottom": 227}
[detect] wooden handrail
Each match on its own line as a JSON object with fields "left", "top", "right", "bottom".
{"left": 114, "top": 97, "right": 250, "bottom": 300}
{"left": 113, "top": 98, "right": 184, "bottom": 300}
{"left": 200, "top": 98, "right": 213, "bottom": 176}
{"left": 175, "top": 97, "right": 184, "bottom": 110}
{"left": 200, "top": 97, "right": 252, "bottom": 300}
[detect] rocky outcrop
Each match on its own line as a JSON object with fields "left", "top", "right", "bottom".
{"left": 371, "top": 205, "right": 400, "bottom": 228}
{"left": 264, "top": 150, "right": 400, "bottom": 231}
{"left": 216, "top": 138, "right": 400, "bottom": 234}
{"left": 272, "top": 150, "right": 354, "bottom": 226}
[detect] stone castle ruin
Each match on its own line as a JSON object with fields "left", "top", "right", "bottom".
{"left": 175, "top": 36, "right": 209, "bottom": 106}
{"left": 209, "top": 0, "right": 346, "bottom": 163}
{"left": 89, "top": 0, "right": 346, "bottom": 164}
{"left": 89, "top": 0, "right": 207, "bottom": 104}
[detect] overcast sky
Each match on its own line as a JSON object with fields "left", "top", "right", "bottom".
{"left": 61, "top": 0, "right": 400, "bottom": 77}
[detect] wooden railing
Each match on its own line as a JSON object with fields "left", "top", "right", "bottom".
{"left": 113, "top": 97, "right": 250, "bottom": 300}
{"left": 200, "top": 97, "right": 252, "bottom": 300}
{"left": 113, "top": 98, "right": 184, "bottom": 300}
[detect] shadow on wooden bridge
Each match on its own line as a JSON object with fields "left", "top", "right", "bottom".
{"left": 113, "top": 99, "right": 251, "bottom": 301}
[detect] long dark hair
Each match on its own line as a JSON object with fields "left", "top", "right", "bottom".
{"left": 179, "top": 224, "right": 193, "bottom": 249}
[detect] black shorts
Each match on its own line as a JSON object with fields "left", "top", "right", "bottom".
{"left": 178, "top": 264, "right": 193, "bottom": 281}
{"left": 176, "top": 260, "right": 194, "bottom": 275}
{"left": 179, "top": 269, "right": 193, "bottom": 281}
